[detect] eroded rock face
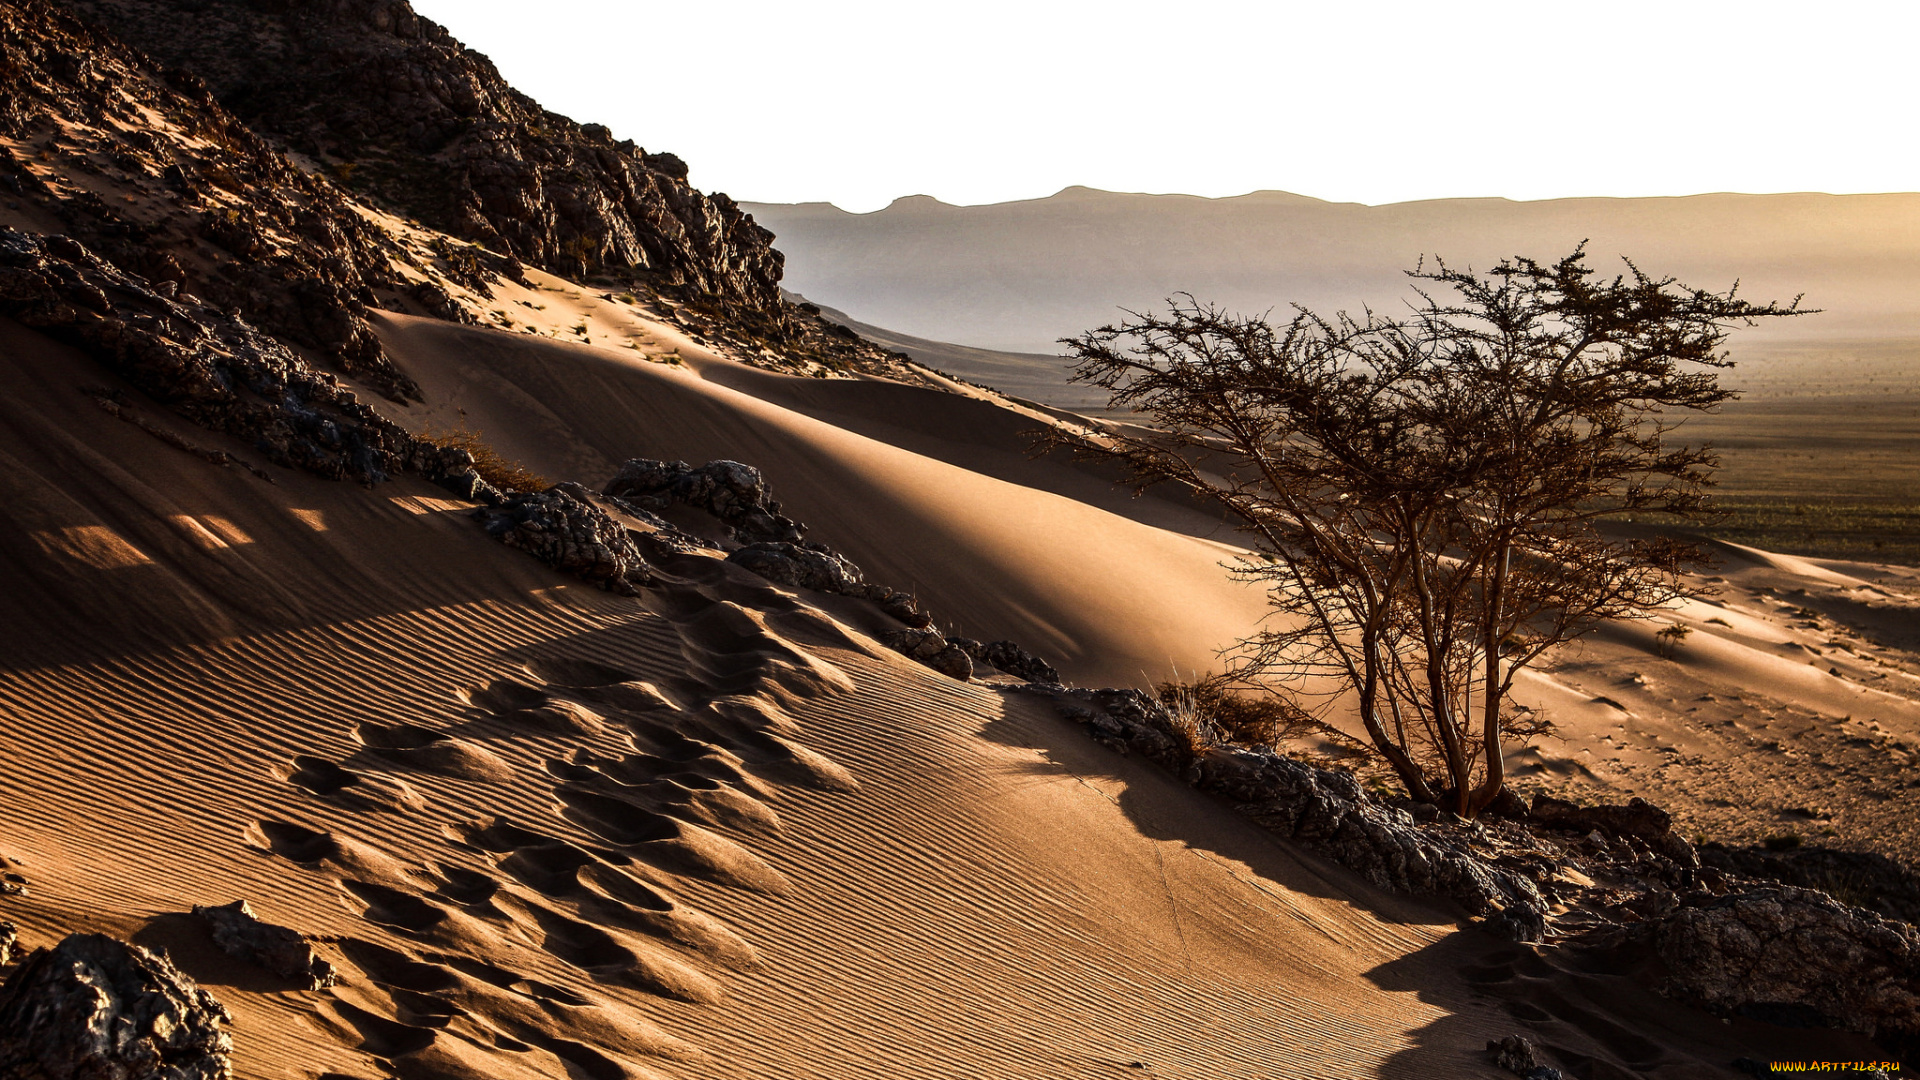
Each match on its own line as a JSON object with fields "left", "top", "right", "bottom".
{"left": 0, "top": 933, "right": 233, "bottom": 1080}
{"left": 67, "top": 0, "right": 784, "bottom": 312}
{"left": 192, "top": 900, "right": 335, "bottom": 990}
{"left": 478, "top": 483, "right": 653, "bottom": 595}
{"left": 1639, "top": 885, "right": 1920, "bottom": 1042}
{"left": 0, "top": 229, "right": 472, "bottom": 487}
{"left": 0, "top": 0, "right": 422, "bottom": 400}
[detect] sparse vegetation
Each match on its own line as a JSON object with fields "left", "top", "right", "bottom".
{"left": 1655, "top": 624, "right": 1693, "bottom": 659}
{"left": 1061, "top": 246, "right": 1806, "bottom": 816}
{"left": 421, "top": 425, "right": 549, "bottom": 493}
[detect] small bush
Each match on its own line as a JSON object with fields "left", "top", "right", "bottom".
{"left": 422, "top": 425, "right": 550, "bottom": 494}
{"left": 1157, "top": 683, "right": 1219, "bottom": 761}
{"left": 1764, "top": 832, "right": 1805, "bottom": 852}
{"left": 1155, "top": 676, "right": 1317, "bottom": 748}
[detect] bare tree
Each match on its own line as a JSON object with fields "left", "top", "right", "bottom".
{"left": 1058, "top": 246, "right": 1805, "bottom": 816}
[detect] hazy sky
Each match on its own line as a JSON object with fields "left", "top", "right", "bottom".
{"left": 409, "top": 0, "right": 1916, "bottom": 213}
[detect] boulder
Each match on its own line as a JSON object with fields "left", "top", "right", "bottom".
{"left": 0, "top": 933, "right": 233, "bottom": 1080}
{"left": 727, "top": 542, "right": 864, "bottom": 594}
{"left": 1638, "top": 885, "right": 1920, "bottom": 1042}
{"left": 1530, "top": 794, "right": 1696, "bottom": 865}
{"left": 604, "top": 458, "right": 804, "bottom": 545}
{"left": 478, "top": 484, "right": 652, "bottom": 594}
{"left": 191, "top": 900, "right": 335, "bottom": 990}
{"left": 1488, "top": 1035, "right": 1562, "bottom": 1080}
{"left": 878, "top": 628, "right": 974, "bottom": 681}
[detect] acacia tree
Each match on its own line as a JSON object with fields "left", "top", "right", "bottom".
{"left": 1059, "top": 246, "right": 1804, "bottom": 816}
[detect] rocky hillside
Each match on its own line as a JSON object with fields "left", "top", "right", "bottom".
{"left": 66, "top": 0, "right": 777, "bottom": 303}
{"left": 59, "top": 0, "right": 921, "bottom": 379}
{"left": 0, "top": 0, "right": 431, "bottom": 400}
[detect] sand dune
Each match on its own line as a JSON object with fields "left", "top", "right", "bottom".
{"left": 370, "top": 304, "right": 1268, "bottom": 689}
{"left": 3, "top": 267, "right": 1911, "bottom": 1076}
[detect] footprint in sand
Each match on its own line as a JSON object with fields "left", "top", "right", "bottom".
{"left": 449, "top": 817, "right": 762, "bottom": 972}
{"left": 281, "top": 755, "right": 426, "bottom": 813}
{"left": 352, "top": 721, "right": 514, "bottom": 782}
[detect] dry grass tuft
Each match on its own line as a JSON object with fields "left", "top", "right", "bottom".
{"left": 422, "top": 425, "right": 550, "bottom": 494}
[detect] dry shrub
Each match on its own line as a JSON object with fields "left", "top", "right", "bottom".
{"left": 1155, "top": 675, "right": 1377, "bottom": 771}
{"left": 1157, "top": 683, "right": 1220, "bottom": 760}
{"left": 1155, "top": 677, "right": 1308, "bottom": 747}
{"left": 422, "top": 425, "right": 549, "bottom": 494}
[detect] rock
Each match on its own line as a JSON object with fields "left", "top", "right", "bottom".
{"left": 191, "top": 900, "right": 335, "bottom": 990}
{"left": 728, "top": 542, "right": 864, "bottom": 593}
{"left": 0, "top": 922, "right": 15, "bottom": 967}
{"left": 1488, "top": 1035, "right": 1562, "bottom": 1079}
{"left": 878, "top": 628, "right": 974, "bottom": 681}
{"left": 1530, "top": 794, "right": 1696, "bottom": 865}
{"left": 1635, "top": 885, "right": 1920, "bottom": 1042}
{"left": 604, "top": 458, "right": 804, "bottom": 545}
{"left": 0, "top": 933, "right": 233, "bottom": 1080}
{"left": 0, "top": 230, "right": 474, "bottom": 490}
{"left": 1030, "top": 686, "right": 1541, "bottom": 915}
{"left": 478, "top": 485, "right": 652, "bottom": 594}
{"left": 978, "top": 640, "right": 1060, "bottom": 684}
{"left": 0, "top": 4, "right": 420, "bottom": 401}
{"left": 1482, "top": 901, "right": 1547, "bottom": 943}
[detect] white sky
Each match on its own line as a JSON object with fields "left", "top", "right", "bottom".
{"left": 408, "top": 0, "right": 1919, "bottom": 213}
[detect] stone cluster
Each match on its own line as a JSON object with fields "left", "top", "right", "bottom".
{"left": 0, "top": 933, "right": 233, "bottom": 1080}
{"left": 478, "top": 482, "right": 653, "bottom": 595}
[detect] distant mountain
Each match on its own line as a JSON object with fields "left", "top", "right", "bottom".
{"left": 745, "top": 187, "right": 1920, "bottom": 354}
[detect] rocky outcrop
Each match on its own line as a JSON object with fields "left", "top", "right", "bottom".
{"left": 0, "top": 0, "right": 423, "bottom": 400}
{"left": 605, "top": 458, "right": 805, "bottom": 546}
{"left": 65, "top": 0, "right": 782, "bottom": 308}
{"left": 950, "top": 638, "right": 1061, "bottom": 685}
{"left": 1029, "top": 685, "right": 1543, "bottom": 916}
{"left": 1488, "top": 1035, "right": 1563, "bottom": 1080}
{"left": 1699, "top": 842, "right": 1920, "bottom": 926}
{"left": 0, "top": 229, "right": 478, "bottom": 487}
{"left": 192, "top": 900, "right": 335, "bottom": 991}
{"left": 61, "top": 0, "right": 929, "bottom": 381}
{"left": 477, "top": 482, "right": 653, "bottom": 595}
{"left": 1635, "top": 885, "right": 1920, "bottom": 1044}
{"left": 878, "top": 627, "right": 975, "bottom": 681}
{"left": 1528, "top": 794, "right": 1696, "bottom": 865}
{"left": 0, "top": 933, "right": 233, "bottom": 1080}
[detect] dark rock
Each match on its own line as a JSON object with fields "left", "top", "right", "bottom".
{"left": 1488, "top": 1035, "right": 1562, "bottom": 1080}
{"left": 605, "top": 458, "right": 804, "bottom": 546}
{"left": 0, "top": 229, "right": 469, "bottom": 488}
{"left": 1530, "top": 794, "right": 1695, "bottom": 865}
{"left": 1482, "top": 901, "right": 1547, "bottom": 943}
{"left": 1636, "top": 885, "right": 1920, "bottom": 1042}
{"left": 1030, "top": 686, "right": 1542, "bottom": 915}
{"left": 1699, "top": 842, "right": 1920, "bottom": 925}
{"left": 978, "top": 640, "right": 1059, "bottom": 684}
{"left": 191, "top": 900, "right": 335, "bottom": 990}
{"left": 878, "top": 628, "right": 974, "bottom": 681}
{"left": 0, "top": 2, "right": 421, "bottom": 400}
{"left": 728, "top": 542, "right": 863, "bottom": 594}
{"left": 478, "top": 484, "right": 652, "bottom": 595}
{"left": 0, "top": 933, "right": 233, "bottom": 1080}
